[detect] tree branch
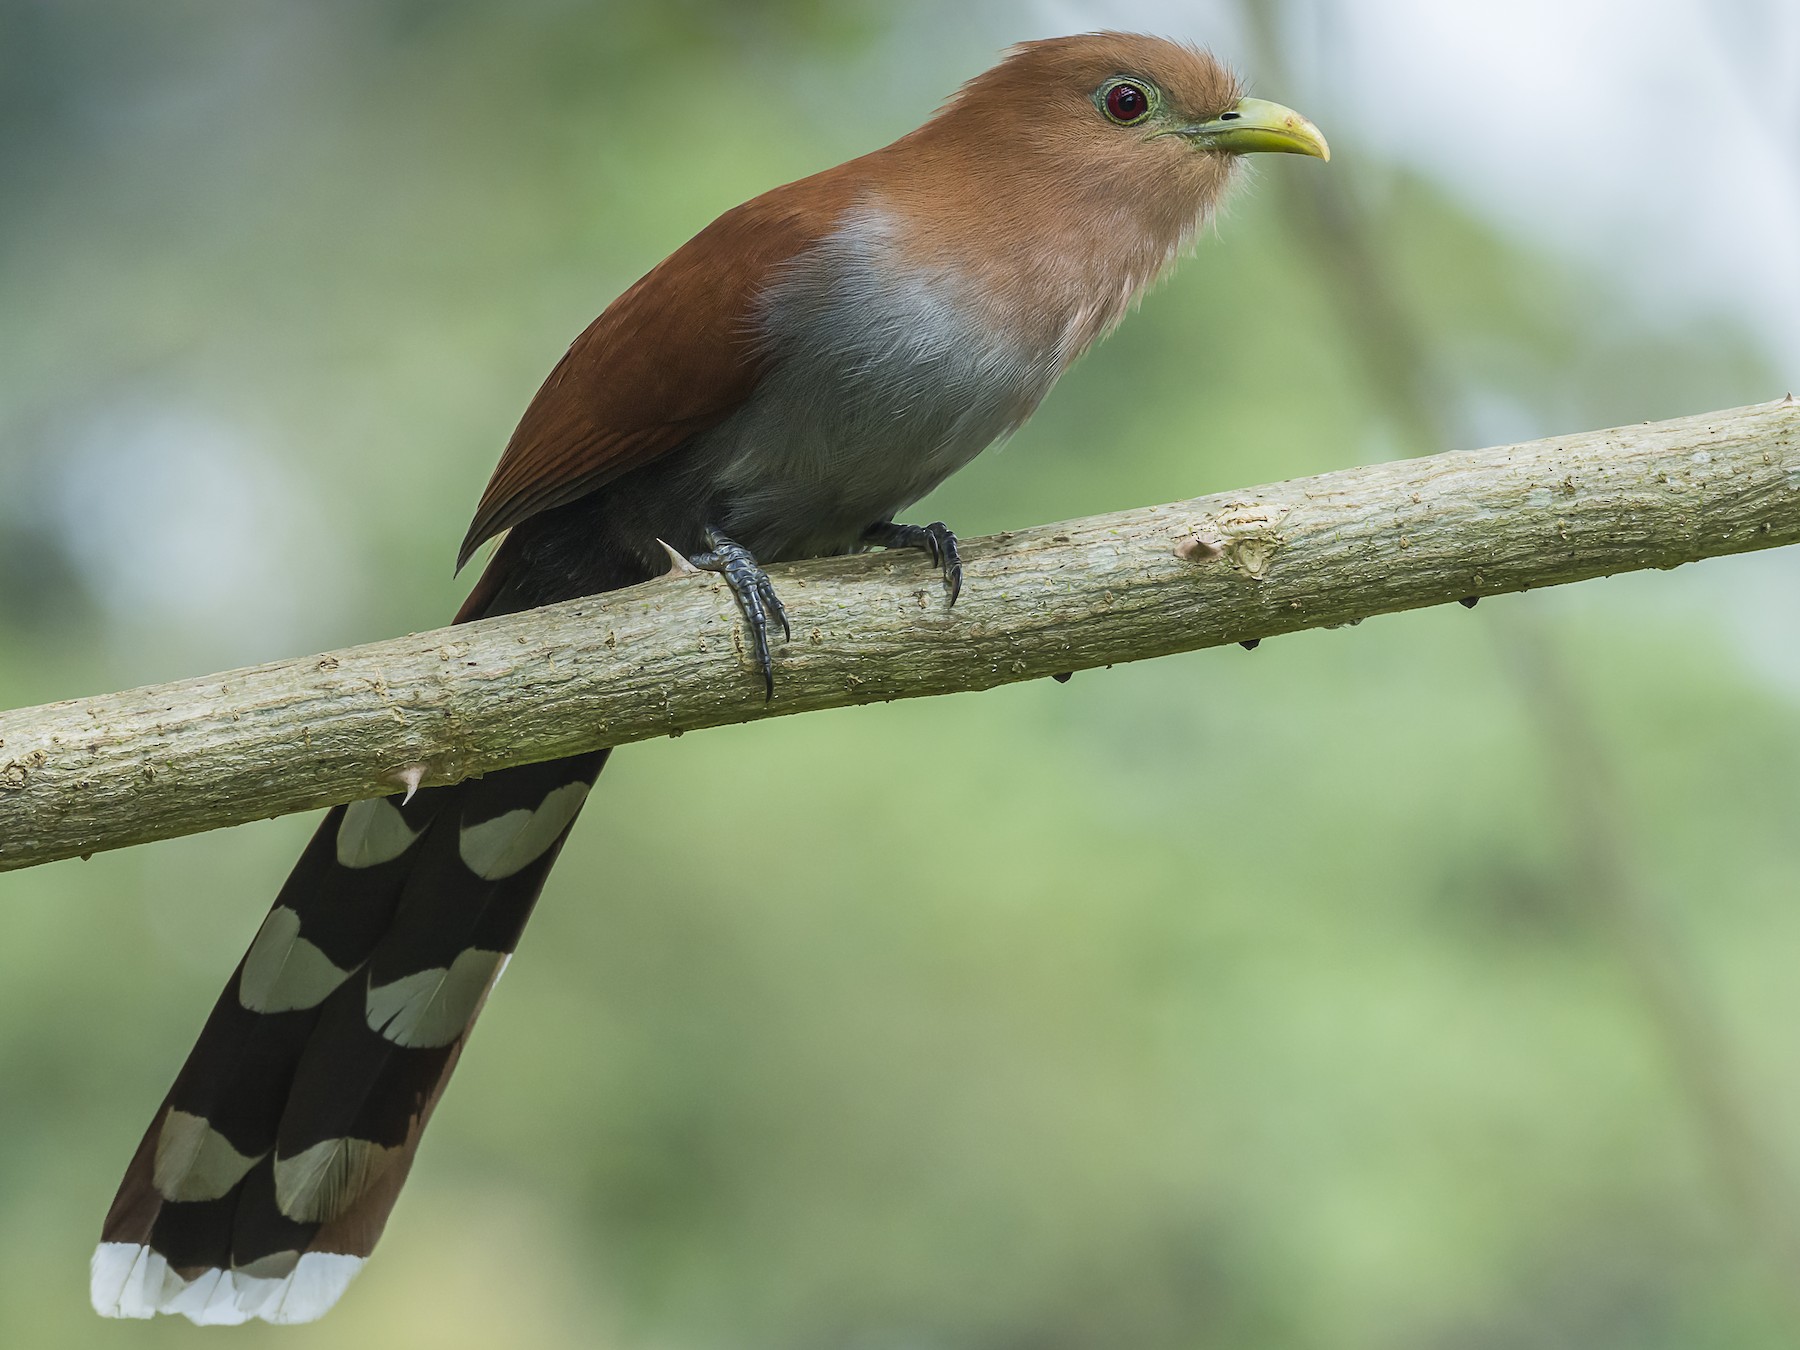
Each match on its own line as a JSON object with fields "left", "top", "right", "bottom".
{"left": 2, "top": 397, "right": 1796, "bottom": 873}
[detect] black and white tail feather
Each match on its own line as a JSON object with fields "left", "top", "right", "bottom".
{"left": 92, "top": 749, "right": 608, "bottom": 1324}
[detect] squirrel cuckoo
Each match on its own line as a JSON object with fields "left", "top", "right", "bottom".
{"left": 90, "top": 33, "right": 1326, "bottom": 1323}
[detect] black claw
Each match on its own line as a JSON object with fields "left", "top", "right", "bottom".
{"left": 1052, "top": 671, "right": 1073, "bottom": 684}
{"left": 762, "top": 577, "right": 792, "bottom": 641}
{"left": 690, "top": 529, "right": 788, "bottom": 699}
{"left": 1240, "top": 639, "right": 1261, "bottom": 651}
{"left": 1460, "top": 596, "right": 1481, "bottom": 609}
{"left": 864, "top": 519, "right": 962, "bottom": 605}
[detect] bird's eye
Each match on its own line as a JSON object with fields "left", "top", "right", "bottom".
{"left": 1102, "top": 81, "right": 1153, "bottom": 126}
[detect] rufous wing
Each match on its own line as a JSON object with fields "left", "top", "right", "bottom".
{"left": 456, "top": 176, "right": 860, "bottom": 571}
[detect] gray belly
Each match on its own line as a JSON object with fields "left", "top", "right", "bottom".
{"left": 695, "top": 206, "right": 1064, "bottom": 562}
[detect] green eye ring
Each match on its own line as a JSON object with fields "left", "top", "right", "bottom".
{"left": 1098, "top": 78, "right": 1157, "bottom": 126}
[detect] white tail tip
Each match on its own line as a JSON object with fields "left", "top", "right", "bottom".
{"left": 91, "top": 1242, "right": 365, "bottom": 1325}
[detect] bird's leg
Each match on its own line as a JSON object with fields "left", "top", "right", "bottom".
{"left": 862, "top": 519, "right": 963, "bottom": 605}
{"left": 687, "top": 526, "right": 791, "bottom": 700}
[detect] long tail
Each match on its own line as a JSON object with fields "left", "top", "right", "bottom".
{"left": 91, "top": 748, "right": 608, "bottom": 1324}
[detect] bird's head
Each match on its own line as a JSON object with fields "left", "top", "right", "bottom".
{"left": 919, "top": 32, "right": 1327, "bottom": 245}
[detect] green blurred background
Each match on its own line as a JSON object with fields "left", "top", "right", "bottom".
{"left": 3, "top": 1, "right": 1798, "bottom": 1346}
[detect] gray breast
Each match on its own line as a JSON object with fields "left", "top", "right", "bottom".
{"left": 699, "top": 206, "right": 1064, "bottom": 562}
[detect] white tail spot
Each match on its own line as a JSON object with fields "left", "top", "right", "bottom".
{"left": 151, "top": 1109, "right": 264, "bottom": 1202}
{"left": 272, "top": 1136, "right": 401, "bottom": 1224}
{"left": 457, "top": 781, "right": 590, "bottom": 880}
{"left": 336, "top": 797, "right": 424, "bottom": 868}
{"left": 364, "top": 948, "right": 507, "bottom": 1048}
{"left": 238, "top": 907, "right": 353, "bottom": 1013}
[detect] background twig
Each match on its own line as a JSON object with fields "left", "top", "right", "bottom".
{"left": 1241, "top": 0, "right": 1800, "bottom": 1315}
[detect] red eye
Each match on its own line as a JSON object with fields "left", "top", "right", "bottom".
{"left": 1104, "top": 81, "right": 1151, "bottom": 124}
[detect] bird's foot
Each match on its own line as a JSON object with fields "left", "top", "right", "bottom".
{"left": 863, "top": 519, "right": 962, "bottom": 605}
{"left": 688, "top": 527, "right": 790, "bottom": 700}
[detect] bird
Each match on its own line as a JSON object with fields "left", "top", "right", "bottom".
{"left": 89, "top": 32, "right": 1326, "bottom": 1325}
